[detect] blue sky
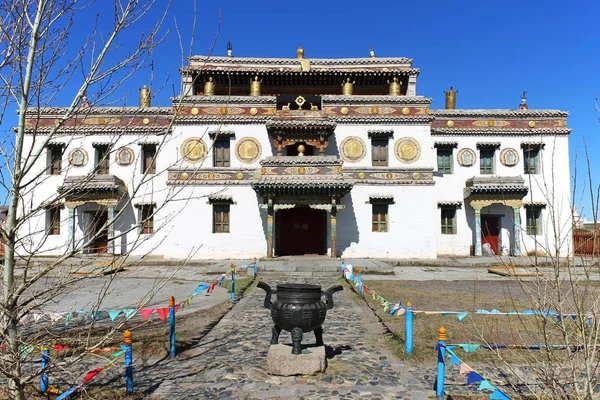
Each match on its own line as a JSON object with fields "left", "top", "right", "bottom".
{"left": 2, "top": 0, "right": 599, "bottom": 219}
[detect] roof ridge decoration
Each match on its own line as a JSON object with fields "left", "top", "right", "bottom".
{"left": 188, "top": 55, "right": 414, "bottom": 66}
{"left": 260, "top": 156, "right": 343, "bottom": 166}
{"left": 25, "top": 107, "right": 173, "bottom": 116}
{"left": 432, "top": 128, "right": 571, "bottom": 136}
{"left": 322, "top": 95, "right": 432, "bottom": 105}
{"left": 430, "top": 109, "right": 569, "bottom": 118}
{"left": 172, "top": 95, "right": 277, "bottom": 105}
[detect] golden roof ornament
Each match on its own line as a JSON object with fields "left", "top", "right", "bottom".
{"left": 297, "top": 47, "right": 304, "bottom": 59}
{"left": 388, "top": 77, "right": 402, "bottom": 96}
{"left": 444, "top": 86, "right": 458, "bottom": 109}
{"left": 250, "top": 76, "right": 261, "bottom": 96}
{"left": 139, "top": 85, "right": 151, "bottom": 107}
{"left": 297, "top": 144, "right": 305, "bottom": 157}
{"left": 204, "top": 77, "right": 215, "bottom": 96}
{"left": 342, "top": 78, "right": 355, "bottom": 96}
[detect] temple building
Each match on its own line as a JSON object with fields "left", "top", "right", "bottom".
{"left": 20, "top": 48, "right": 572, "bottom": 260}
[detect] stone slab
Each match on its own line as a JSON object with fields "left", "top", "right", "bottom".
{"left": 265, "top": 344, "right": 326, "bottom": 376}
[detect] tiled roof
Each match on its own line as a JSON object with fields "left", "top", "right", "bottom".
{"left": 367, "top": 129, "right": 394, "bottom": 138}
{"left": 252, "top": 174, "right": 353, "bottom": 196}
{"left": 431, "top": 128, "right": 571, "bottom": 136}
{"left": 476, "top": 142, "right": 501, "bottom": 148}
{"left": 434, "top": 141, "right": 458, "bottom": 148}
{"left": 322, "top": 95, "right": 432, "bottom": 105}
{"left": 368, "top": 194, "right": 395, "bottom": 203}
{"left": 172, "top": 95, "right": 277, "bottom": 105}
{"left": 465, "top": 176, "right": 528, "bottom": 196}
{"left": 208, "top": 130, "right": 236, "bottom": 139}
{"left": 430, "top": 109, "right": 569, "bottom": 118}
{"left": 260, "top": 156, "right": 343, "bottom": 166}
{"left": 438, "top": 201, "right": 462, "bottom": 208}
{"left": 331, "top": 116, "right": 434, "bottom": 124}
{"left": 520, "top": 141, "right": 545, "bottom": 148}
{"left": 25, "top": 126, "right": 172, "bottom": 135}
{"left": 524, "top": 202, "right": 547, "bottom": 208}
{"left": 207, "top": 194, "right": 234, "bottom": 203}
{"left": 266, "top": 120, "right": 337, "bottom": 130}
{"left": 25, "top": 106, "right": 172, "bottom": 116}
{"left": 59, "top": 175, "right": 126, "bottom": 195}
{"left": 188, "top": 55, "right": 414, "bottom": 66}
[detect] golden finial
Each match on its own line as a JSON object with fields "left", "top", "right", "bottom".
{"left": 140, "top": 85, "right": 151, "bottom": 107}
{"left": 204, "top": 77, "right": 215, "bottom": 96}
{"left": 297, "top": 144, "right": 305, "bottom": 157}
{"left": 123, "top": 330, "right": 132, "bottom": 345}
{"left": 388, "top": 77, "right": 402, "bottom": 96}
{"left": 444, "top": 86, "right": 458, "bottom": 109}
{"left": 169, "top": 296, "right": 175, "bottom": 307}
{"left": 356, "top": 268, "right": 361, "bottom": 274}
{"left": 250, "top": 76, "right": 261, "bottom": 96}
{"left": 438, "top": 326, "right": 447, "bottom": 341}
{"left": 406, "top": 301, "right": 412, "bottom": 307}
{"left": 297, "top": 47, "right": 305, "bottom": 59}
{"left": 342, "top": 78, "right": 354, "bottom": 96}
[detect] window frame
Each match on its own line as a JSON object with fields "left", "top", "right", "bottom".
{"left": 95, "top": 144, "right": 110, "bottom": 175}
{"left": 437, "top": 148, "right": 453, "bottom": 174}
{"left": 440, "top": 207, "right": 457, "bottom": 234}
{"left": 142, "top": 144, "right": 157, "bottom": 175}
{"left": 140, "top": 204, "right": 155, "bottom": 235}
{"left": 371, "top": 137, "right": 389, "bottom": 167}
{"left": 479, "top": 149, "right": 495, "bottom": 174}
{"left": 526, "top": 206, "right": 542, "bottom": 236}
{"left": 48, "top": 146, "right": 63, "bottom": 175}
{"left": 371, "top": 204, "right": 388, "bottom": 233}
{"left": 213, "top": 137, "right": 231, "bottom": 167}
{"left": 46, "top": 206, "right": 61, "bottom": 235}
{"left": 523, "top": 148, "right": 540, "bottom": 175}
{"left": 213, "top": 204, "right": 230, "bottom": 233}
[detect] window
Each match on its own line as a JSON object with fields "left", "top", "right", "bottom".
{"left": 437, "top": 148, "right": 453, "bottom": 174}
{"left": 526, "top": 206, "right": 542, "bottom": 236}
{"left": 523, "top": 148, "right": 540, "bottom": 174}
{"left": 371, "top": 138, "right": 388, "bottom": 166}
{"left": 95, "top": 144, "right": 110, "bottom": 174}
{"left": 213, "top": 205, "right": 230, "bottom": 233}
{"left": 440, "top": 207, "right": 457, "bottom": 234}
{"left": 480, "top": 149, "right": 495, "bottom": 174}
{"left": 47, "top": 146, "right": 62, "bottom": 175}
{"left": 213, "top": 138, "right": 230, "bottom": 167}
{"left": 140, "top": 205, "right": 154, "bottom": 234}
{"left": 46, "top": 206, "right": 60, "bottom": 235}
{"left": 372, "top": 204, "right": 388, "bottom": 232}
{"left": 142, "top": 144, "right": 157, "bottom": 174}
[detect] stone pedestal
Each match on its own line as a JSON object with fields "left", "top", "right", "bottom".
{"left": 265, "top": 344, "right": 326, "bottom": 376}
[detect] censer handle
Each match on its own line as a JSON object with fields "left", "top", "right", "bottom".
{"left": 257, "top": 281, "right": 273, "bottom": 309}
{"left": 322, "top": 285, "right": 343, "bottom": 310}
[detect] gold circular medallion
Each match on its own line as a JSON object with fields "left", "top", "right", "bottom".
{"left": 528, "top": 120, "right": 536, "bottom": 128}
{"left": 371, "top": 107, "right": 379, "bottom": 114}
{"left": 180, "top": 172, "right": 189, "bottom": 180}
{"left": 143, "top": 118, "right": 150, "bottom": 125}
{"left": 338, "top": 167, "right": 343, "bottom": 174}
{"left": 235, "top": 137, "right": 262, "bottom": 164}
{"left": 339, "top": 136, "right": 367, "bottom": 163}
{"left": 402, "top": 107, "right": 410, "bottom": 115}
{"left": 298, "top": 167, "right": 305, "bottom": 174}
{"left": 181, "top": 137, "right": 208, "bottom": 163}
{"left": 386, "top": 172, "right": 393, "bottom": 179}
{"left": 341, "top": 107, "right": 349, "bottom": 115}
{"left": 220, "top": 107, "right": 228, "bottom": 115}
{"left": 394, "top": 137, "right": 421, "bottom": 164}
{"left": 236, "top": 172, "right": 244, "bottom": 180}
{"left": 358, "top": 172, "right": 366, "bottom": 179}
{"left": 191, "top": 107, "right": 199, "bottom": 115}
{"left": 412, "top": 172, "right": 421, "bottom": 180}
{"left": 487, "top": 120, "right": 495, "bottom": 127}
{"left": 250, "top": 107, "right": 258, "bottom": 115}
{"left": 208, "top": 172, "right": 215, "bottom": 180}
{"left": 447, "top": 120, "right": 455, "bottom": 128}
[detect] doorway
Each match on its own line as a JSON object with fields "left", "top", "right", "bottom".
{"left": 86, "top": 211, "right": 109, "bottom": 254}
{"left": 276, "top": 207, "right": 326, "bottom": 256}
{"left": 481, "top": 215, "right": 500, "bottom": 255}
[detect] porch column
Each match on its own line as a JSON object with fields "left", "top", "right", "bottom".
{"left": 330, "top": 200, "right": 338, "bottom": 258}
{"left": 474, "top": 208, "right": 482, "bottom": 256}
{"left": 107, "top": 206, "right": 115, "bottom": 254}
{"left": 512, "top": 207, "right": 522, "bottom": 256}
{"left": 266, "top": 198, "right": 274, "bottom": 258}
{"left": 67, "top": 206, "right": 76, "bottom": 253}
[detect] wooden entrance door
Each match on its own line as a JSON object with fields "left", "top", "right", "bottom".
{"left": 481, "top": 215, "right": 500, "bottom": 255}
{"left": 88, "top": 211, "right": 108, "bottom": 254}
{"left": 276, "top": 207, "right": 326, "bottom": 256}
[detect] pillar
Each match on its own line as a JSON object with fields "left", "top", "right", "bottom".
{"left": 107, "top": 206, "right": 115, "bottom": 254}
{"left": 266, "top": 198, "right": 274, "bottom": 258}
{"left": 512, "top": 207, "right": 521, "bottom": 256}
{"left": 67, "top": 207, "right": 75, "bottom": 252}
{"left": 474, "top": 208, "right": 482, "bottom": 256}
{"left": 330, "top": 204, "right": 337, "bottom": 258}
{"left": 407, "top": 75, "right": 417, "bottom": 96}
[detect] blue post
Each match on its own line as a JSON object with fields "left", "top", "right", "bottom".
{"left": 436, "top": 327, "right": 447, "bottom": 399}
{"left": 357, "top": 269, "right": 363, "bottom": 296}
{"left": 124, "top": 331, "right": 133, "bottom": 394}
{"left": 406, "top": 302, "right": 413, "bottom": 355}
{"left": 231, "top": 265, "right": 236, "bottom": 302}
{"left": 40, "top": 347, "right": 49, "bottom": 393}
{"left": 340, "top": 259, "right": 346, "bottom": 278}
{"left": 253, "top": 257, "right": 257, "bottom": 278}
{"left": 169, "top": 296, "right": 176, "bottom": 359}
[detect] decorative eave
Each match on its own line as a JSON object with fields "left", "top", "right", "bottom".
{"left": 188, "top": 55, "right": 414, "bottom": 66}
{"left": 252, "top": 175, "right": 354, "bottom": 197}
{"left": 367, "top": 129, "right": 394, "bottom": 138}
{"left": 433, "top": 141, "right": 458, "bottom": 148}
{"left": 368, "top": 194, "right": 395, "bottom": 204}
{"left": 25, "top": 126, "right": 172, "bottom": 135}
{"left": 321, "top": 95, "right": 432, "bottom": 105}
{"left": 520, "top": 141, "right": 546, "bottom": 149}
{"left": 465, "top": 176, "right": 528, "bottom": 197}
{"left": 476, "top": 142, "right": 501, "bottom": 149}
{"left": 175, "top": 116, "right": 272, "bottom": 125}
{"left": 46, "top": 141, "right": 67, "bottom": 147}
{"left": 524, "top": 202, "right": 547, "bottom": 208}
{"left": 431, "top": 128, "right": 571, "bottom": 136}
{"left": 134, "top": 201, "right": 157, "bottom": 208}
{"left": 24, "top": 106, "right": 172, "bottom": 117}
{"left": 207, "top": 194, "right": 234, "bottom": 204}
{"left": 260, "top": 156, "right": 343, "bottom": 167}
{"left": 266, "top": 119, "right": 336, "bottom": 135}
{"left": 208, "top": 130, "right": 236, "bottom": 139}
{"left": 438, "top": 201, "right": 463, "bottom": 208}
{"left": 332, "top": 116, "right": 434, "bottom": 124}
{"left": 430, "top": 109, "right": 569, "bottom": 118}
{"left": 172, "top": 95, "right": 276, "bottom": 105}
{"left": 58, "top": 175, "right": 127, "bottom": 196}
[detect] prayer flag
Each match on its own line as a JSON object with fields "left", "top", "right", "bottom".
{"left": 478, "top": 380, "right": 495, "bottom": 391}
{"left": 459, "top": 344, "right": 480, "bottom": 353}
{"left": 490, "top": 389, "right": 510, "bottom": 400}
{"left": 140, "top": 308, "right": 155, "bottom": 320}
{"left": 108, "top": 310, "right": 122, "bottom": 321}
{"left": 82, "top": 367, "right": 103, "bottom": 383}
{"left": 459, "top": 362, "right": 474, "bottom": 374}
{"left": 123, "top": 309, "right": 136, "bottom": 319}
{"left": 156, "top": 308, "right": 169, "bottom": 321}
{"left": 457, "top": 312, "right": 469, "bottom": 322}
{"left": 467, "top": 371, "right": 484, "bottom": 385}
{"left": 449, "top": 354, "right": 461, "bottom": 366}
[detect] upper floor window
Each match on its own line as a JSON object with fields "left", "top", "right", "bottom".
{"left": 94, "top": 144, "right": 110, "bottom": 175}
{"left": 209, "top": 131, "right": 235, "bottom": 167}
{"left": 47, "top": 144, "right": 63, "bottom": 175}
{"left": 368, "top": 130, "right": 393, "bottom": 167}
{"left": 476, "top": 143, "right": 500, "bottom": 175}
{"left": 142, "top": 144, "right": 157, "bottom": 174}
{"left": 434, "top": 142, "right": 457, "bottom": 175}
{"left": 521, "top": 143, "right": 543, "bottom": 175}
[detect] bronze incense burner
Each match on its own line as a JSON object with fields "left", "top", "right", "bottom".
{"left": 257, "top": 282, "right": 343, "bottom": 355}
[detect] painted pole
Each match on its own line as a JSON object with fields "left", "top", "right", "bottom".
{"left": 253, "top": 257, "right": 257, "bottom": 278}
{"left": 230, "top": 264, "right": 236, "bottom": 302}
{"left": 356, "top": 268, "right": 363, "bottom": 296}
{"left": 436, "top": 326, "right": 447, "bottom": 399}
{"left": 169, "top": 296, "right": 176, "bottom": 359}
{"left": 123, "top": 330, "right": 133, "bottom": 394}
{"left": 340, "top": 258, "right": 346, "bottom": 278}
{"left": 40, "top": 347, "right": 49, "bottom": 393}
{"left": 406, "top": 302, "right": 413, "bottom": 355}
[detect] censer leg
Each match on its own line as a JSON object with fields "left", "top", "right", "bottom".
{"left": 314, "top": 326, "right": 324, "bottom": 346}
{"left": 291, "top": 327, "right": 303, "bottom": 355}
{"left": 271, "top": 325, "right": 282, "bottom": 345}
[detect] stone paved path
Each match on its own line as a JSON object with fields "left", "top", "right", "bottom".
{"left": 133, "top": 276, "right": 434, "bottom": 399}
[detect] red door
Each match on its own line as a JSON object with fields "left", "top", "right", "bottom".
{"left": 90, "top": 211, "right": 109, "bottom": 254}
{"left": 481, "top": 216, "right": 500, "bottom": 255}
{"left": 276, "top": 207, "right": 326, "bottom": 256}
